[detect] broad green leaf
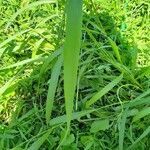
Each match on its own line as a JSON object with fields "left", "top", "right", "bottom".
{"left": 86, "top": 74, "right": 123, "bottom": 107}
{"left": 90, "top": 119, "right": 109, "bottom": 133}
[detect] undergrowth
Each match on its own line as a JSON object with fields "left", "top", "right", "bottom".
{"left": 0, "top": 0, "right": 150, "bottom": 149}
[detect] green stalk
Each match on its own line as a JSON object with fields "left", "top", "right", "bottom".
{"left": 64, "top": 0, "right": 83, "bottom": 131}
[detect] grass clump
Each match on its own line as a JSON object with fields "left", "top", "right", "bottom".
{"left": 0, "top": 0, "right": 150, "bottom": 149}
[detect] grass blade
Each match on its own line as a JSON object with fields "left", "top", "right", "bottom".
{"left": 49, "top": 109, "right": 95, "bottom": 126}
{"left": 125, "top": 88, "right": 150, "bottom": 108}
{"left": 63, "top": 0, "right": 83, "bottom": 129}
{"left": 0, "top": 76, "right": 17, "bottom": 97}
{"left": 0, "top": 68, "right": 23, "bottom": 97}
{"left": 0, "top": 29, "right": 30, "bottom": 57}
{"left": 128, "top": 126, "right": 150, "bottom": 149}
{"left": 124, "top": 97, "right": 150, "bottom": 108}
{"left": 108, "top": 37, "right": 122, "bottom": 63}
{"left": 39, "top": 48, "right": 62, "bottom": 78}
{"left": 86, "top": 74, "right": 123, "bottom": 108}
{"left": 0, "top": 55, "right": 44, "bottom": 71}
{"left": 118, "top": 109, "right": 128, "bottom": 150}
{"left": 46, "top": 55, "right": 63, "bottom": 125}
{"left": 133, "top": 107, "right": 150, "bottom": 122}
{"left": 28, "top": 129, "right": 52, "bottom": 150}
{"left": 6, "top": 0, "right": 57, "bottom": 29}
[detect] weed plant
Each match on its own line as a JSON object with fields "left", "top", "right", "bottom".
{"left": 0, "top": 0, "right": 150, "bottom": 149}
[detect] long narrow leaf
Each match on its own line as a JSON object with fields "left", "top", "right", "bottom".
{"left": 39, "top": 48, "right": 62, "bottom": 78}
{"left": 49, "top": 109, "right": 95, "bottom": 126}
{"left": 133, "top": 107, "right": 150, "bottom": 122}
{"left": 46, "top": 55, "right": 63, "bottom": 124}
{"left": 125, "top": 88, "right": 150, "bottom": 108}
{"left": 0, "top": 55, "right": 44, "bottom": 71}
{"left": 28, "top": 129, "right": 52, "bottom": 150}
{"left": 108, "top": 37, "right": 122, "bottom": 63}
{"left": 63, "top": 0, "right": 83, "bottom": 128}
{"left": 86, "top": 74, "right": 123, "bottom": 108}
{"left": 118, "top": 109, "right": 128, "bottom": 150}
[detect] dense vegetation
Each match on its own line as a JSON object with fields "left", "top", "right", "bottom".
{"left": 0, "top": 0, "right": 150, "bottom": 149}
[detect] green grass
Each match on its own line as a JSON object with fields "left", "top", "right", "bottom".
{"left": 63, "top": 0, "right": 83, "bottom": 132}
{"left": 0, "top": 0, "right": 150, "bottom": 149}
